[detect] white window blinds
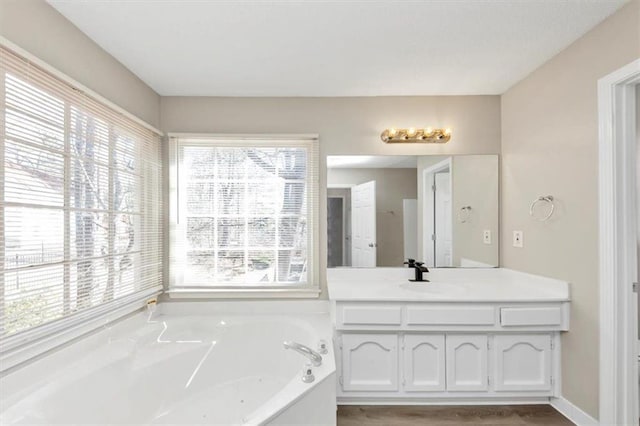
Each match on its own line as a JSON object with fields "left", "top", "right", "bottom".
{"left": 171, "top": 137, "right": 318, "bottom": 290}
{"left": 0, "top": 46, "right": 163, "bottom": 348}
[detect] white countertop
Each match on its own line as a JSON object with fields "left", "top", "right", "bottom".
{"left": 327, "top": 267, "right": 570, "bottom": 302}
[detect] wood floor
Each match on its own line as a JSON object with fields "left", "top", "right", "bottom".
{"left": 337, "top": 405, "right": 574, "bottom": 425}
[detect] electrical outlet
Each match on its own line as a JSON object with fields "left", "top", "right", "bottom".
{"left": 483, "top": 230, "right": 491, "bottom": 245}
{"left": 513, "top": 231, "right": 524, "bottom": 248}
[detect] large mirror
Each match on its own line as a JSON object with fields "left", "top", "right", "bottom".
{"left": 327, "top": 155, "right": 499, "bottom": 268}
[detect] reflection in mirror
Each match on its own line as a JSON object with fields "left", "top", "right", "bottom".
{"left": 327, "top": 155, "right": 499, "bottom": 268}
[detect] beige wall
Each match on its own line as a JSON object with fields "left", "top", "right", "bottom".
{"left": 416, "top": 155, "right": 499, "bottom": 266}
{"left": 0, "top": 0, "right": 161, "bottom": 128}
{"left": 161, "top": 96, "right": 501, "bottom": 296}
{"left": 500, "top": 0, "right": 640, "bottom": 418}
{"left": 160, "top": 96, "right": 500, "bottom": 157}
{"left": 452, "top": 155, "right": 499, "bottom": 267}
{"left": 327, "top": 167, "right": 418, "bottom": 267}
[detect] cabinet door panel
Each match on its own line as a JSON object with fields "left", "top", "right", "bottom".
{"left": 342, "top": 334, "right": 398, "bottom": 391}
{"left": 446, "top": 335, "right": 488, "bottom": 391}
{"left": 403, "top": 334, "right": 446, "bottom": 391}
{"left": 494, "top": 334, "right": 552, "bottom": 391}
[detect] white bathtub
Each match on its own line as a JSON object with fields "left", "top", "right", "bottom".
{"left": 0, "top": 301, "right": 336, "bottom": 425}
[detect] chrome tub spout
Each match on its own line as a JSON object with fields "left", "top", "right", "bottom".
{"left": 283, "top": 341, "right": 322, "bottom": 366}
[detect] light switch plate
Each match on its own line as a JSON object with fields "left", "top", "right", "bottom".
{"left": 483, "top": 230, "right": 491, "bottom": 245}
{"left": 513, "top": 231, "right": 524, "bottom": 248}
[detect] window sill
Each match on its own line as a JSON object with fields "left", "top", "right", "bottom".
{"left": 0, "top": 287, "right": 162, "bottom": 373}
{"left": 166, "top": 287, "right": 322, "bottom": 299}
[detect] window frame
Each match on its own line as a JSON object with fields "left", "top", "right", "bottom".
{"left": 168, "top": 134, "right": 320, "bottom": 298}
{"left": 0, "top": 42, "right": 163, "bottom": 370}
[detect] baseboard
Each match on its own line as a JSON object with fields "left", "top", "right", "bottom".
{"left": 550, "top": 397, "right": 598, "bottom": 426}
{"left": 338, "top": 397, "right": 550, "bottom": 405}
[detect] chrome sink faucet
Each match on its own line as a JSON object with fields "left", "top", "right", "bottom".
{"left": 404, "top": 258, "right": 430, "bottom": 282}
{"left": 283, "top": 341, "right": 323, "bottom": 366}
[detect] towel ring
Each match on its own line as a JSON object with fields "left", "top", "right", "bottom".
{"left": 530, "top": 196, "right": 555, "bottom": 222}
{"left": 458, "top": 206, "right": 472, "bottom": 223}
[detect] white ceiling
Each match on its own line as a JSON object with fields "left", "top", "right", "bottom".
{"left": 48, "top": 0, "right": 627, "bottom": 97}
{"left": 327, "top": 155, "right": 418, "bottom": 169}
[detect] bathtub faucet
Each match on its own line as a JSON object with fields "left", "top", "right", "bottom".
{"left": 283, "top": 341, "right": 323, "bottom": 366}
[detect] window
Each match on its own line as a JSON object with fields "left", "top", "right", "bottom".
{"left": 170, "top": 136, "right": 318, "bottom": 293}
{"left": 0, "top": 46, "right": 163, "bottom": 348}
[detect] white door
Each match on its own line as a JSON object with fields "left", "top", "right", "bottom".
{"left": 341, "top": 333, "right": 398, "bottom": 391}
{"left": 435, "top": 172, "right": 453, "bottom": 267}
{"left": 446, "top": 334, "right": 488, "bottom": 391}
{"left": 423, "top": 175, "right": 435, "bottom": 267}
{"left": 493, "top": 334, "right": 552, "bottom": 392}
{"left": 351, "top": 180, "right": 376, "bottom": 267}
{"left": 403, "top": 334, "right": 446, "bottom": 392}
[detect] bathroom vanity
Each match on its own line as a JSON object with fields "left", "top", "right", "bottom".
{"left": 327, "top": 268, "right": 570, "bottom": 404}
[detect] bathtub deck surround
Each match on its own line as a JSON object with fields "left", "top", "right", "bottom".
{"left": 327, "top": 267, "right": 570, "bottom": 404}
{"left": 0, "top": 301, "right": 336, "bottom": 425}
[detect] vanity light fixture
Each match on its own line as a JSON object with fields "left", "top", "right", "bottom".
{"left": 381, "top": 127, "right": 452, "bottom": 143}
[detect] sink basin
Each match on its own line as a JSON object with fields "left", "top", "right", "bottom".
{"left": 399, "top": 282, "right": 465, "bottom": 294}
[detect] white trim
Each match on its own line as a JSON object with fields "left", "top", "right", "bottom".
{"left": 0, "top": 36, "right": 163, "bottom": 136}
{"left": 598, "top": 57, "right": 640, "bottom": 426}
{"left": 167, "top": 132, "right": 319, "bottom": 140}
{"left": 166, "top": 288, "right": 321, "bottom": 299}
{"left": 0, "top": 287, "right": 161, "bottom": 373}
{"left": 168, "top": 134, "right": 321, "bottom": 294}
{"left": 337, "top": 397, "right": 550, "bottom": 405}
{"left": 551, "top": 397, "right": 598, "bottom": 426}
{"left": 327, "top": 183, "right": 355, "bottom": 189}
{"left": 422, "top": 157, "right": 453, "bottom": 267}
{"left": 157, "top": 300, "right": 329, "bottom": 315}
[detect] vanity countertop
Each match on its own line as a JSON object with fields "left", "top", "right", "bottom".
{"left": 327, "top": 267, "right": 570, "bottom": 303}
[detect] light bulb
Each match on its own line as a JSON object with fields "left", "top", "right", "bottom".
{"left": 407, "top": 128, "right": 416, "bottom": 137}
{"left": 425, "top": 127, "right": 433, "bottom": 135}
{"left": 444, "top": 128, "right": 452, "bottom": 136}
{"left": 388, "top": 128, "right": 397, "bottom": 137}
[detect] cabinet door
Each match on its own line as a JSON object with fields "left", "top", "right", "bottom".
{"left": 493, "top": 334, "right": 552, "bottom": 392}
{"left": 446, "top": 334, "right": 488, "bottom": 391}
{"left": 403, "top": 334, "right": 446, "bottom": 391}
{"left": 341, "top": 334, "right": 398, "bottom": 391}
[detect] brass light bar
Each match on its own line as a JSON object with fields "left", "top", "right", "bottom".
{"left": 381, "top": 127, "right": 451, "bottom": 143}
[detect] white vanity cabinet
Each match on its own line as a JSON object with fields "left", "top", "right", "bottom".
{"left": 341, "top": 333, "right": 398, "bottom": 391}
{"left": 492, "top": 334, "right": 553, "bottom": 392}
{"left": 445, "top": 334, "right": 489, "bottom": 392}
{"left": 328, "top": 268, "right": 570, "bottom": 403}
{"left": 333, "top": 301, "right": 568, "bottom": 402}
{"left": 403, "top": 334, "right": 446, "bottom": 392}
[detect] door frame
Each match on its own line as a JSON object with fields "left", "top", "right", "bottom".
{"left": 327, "top": 183, "right": 354, "bottom": 266}
{"left": 422, "top": 158, "right": 453, "bottom": 267}
{"left": 598, "top": 58, "right": 640, "bottom": 425}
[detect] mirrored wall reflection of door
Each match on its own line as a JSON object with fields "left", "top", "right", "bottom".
{"left": 352, "top": 180, "right": 377, "bottom": 267}
{"left": 636, "top": 84, "right": 639, "bottom": 342}
{"left": 327, "top": 196, "right": 344, "bottom": 268}
{"left": 423, "top": 158, "right": 453, "bottom": 268}
{"left": 326, "top": 155, "right": 499, "bottom": 268}
{"left": 434, "top": 172, "right": 453, "bottom": 267}
{"left": 327, "top": 188, "right": 351, "bottom": 267}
